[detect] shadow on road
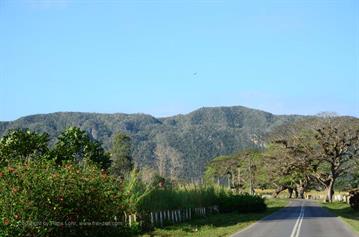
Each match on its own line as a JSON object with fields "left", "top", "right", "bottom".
{"left": 261, "top": 205, "right": 334, "bottom": 221}
{"left": 148, "top": 201, "right": 358, "bottom": 235}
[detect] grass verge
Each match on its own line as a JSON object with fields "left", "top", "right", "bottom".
{"left": 139, "top": 198, "right": 289, "bottom": 237}
{"left": 321, "top": 202, "right": 359, "bottom": 233}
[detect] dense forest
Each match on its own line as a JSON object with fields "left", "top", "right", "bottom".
{"left": 0, "top": 106, "right": 304, "bottom": 180}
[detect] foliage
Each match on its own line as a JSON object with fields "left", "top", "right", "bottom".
{"left": 138, "top": 185, "right": 218, "bottom": 212}
{"left": 51, "top": 127, "right": 111, "bottom": 170}
{"left": 204, "top": 155, "right": 238, "bottom": 184}
{"left": 0, "top": 125, "right": 270, "bottom": 237}
{"left": 109, "top": 132, "right": 133, "bottom": 177}
{"left": 309, "top": 117, "right": 359, "bottom": 201}
{"left": 265, "top": 116, "right": 359, "bottom": 201}
{"left": 137, "top": 184, "right": 266, "bottom": 214}
{"left": 121, "top": 169, "right": 153, "bottom": 214}
{"left": 0, "top": 159, "right": 129, "bottom": 237}
{"left": 0, "top": 106, "right": 303, "bottom": 180}
{"left": 0, "top": 156, "right": 267, "bottom": 236}
{"left": 204, "top": 150, "right": 266, "bottom": 193}
{"left": 217, "top": 193, "right": 266, "bottom": 213}
{"left": 0, "top": 129, "right": 49, "bottom": 167}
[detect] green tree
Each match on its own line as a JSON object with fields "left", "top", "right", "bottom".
{"left": 0, "top": 129, "right": 49, "bottom": 167}
{"left": 266, "top": 116, "right": 359, "bottom": 201}
{"left": 263, "top": 142, "right": 311, "bottom": 198}
{"left": 204, "top": 150, "right": 264, "bottom": 194}
{"left": 203, "top": 155, "right": 239, "bottom": 187}
{"left": 51, "top": 127, "right": 111, "bottom": 169}
{"left": 309, "top": 116, "right": 359, "bottom": 202}
{"left": 110, "top": 132, "right": 134, "bottom": 177}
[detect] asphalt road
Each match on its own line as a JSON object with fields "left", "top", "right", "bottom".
{"left": 231, "top": 199, "right": 358, "bottom": 237}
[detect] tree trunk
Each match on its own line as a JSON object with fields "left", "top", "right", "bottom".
{"left": 273, "top": 185, "right": 287, "bottom": 198}
{"left": 298, "top": 186, "right": 305, "bottom": 199}
{"left": 325, "top": 179, "right": 335, "bottom": 202}
{"left": 288, "top": 187, "right": 293, "bottom": 198}
{"left": 237, "top": 167, "right": 241, "bottom": 193}
{"left": 227, "top": 172, "right": 232, "bottom": 189}
{"left": 296, "top": 180, "right": 305, "bottom": 199}
{"left": 248, "top": 159, "right": 253, "bottom": 195}
{"left": 294, "top": 188, "right": 298, "bottom": 198}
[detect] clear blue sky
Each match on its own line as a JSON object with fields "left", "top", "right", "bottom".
{"left": 0, "top": 0, "right": 358, "bottom": 121}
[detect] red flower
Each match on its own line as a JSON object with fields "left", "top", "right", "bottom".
{"left": 3, "top": 218, "right": 9, "bottom": 225}
{"left": 0, "top": 172, "right": 4, "bottom": 177}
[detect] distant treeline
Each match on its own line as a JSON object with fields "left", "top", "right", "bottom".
{"left": 0, "top": 106, "right": 304, "bottom": 180}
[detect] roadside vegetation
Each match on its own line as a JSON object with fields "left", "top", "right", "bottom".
{"left": 140, "top": 198, "right": 288, "bottom": 237}
{"left": 0, "top": 113, "right": 358, "bottom": 236}
{"left": 321, "top": 202, "right": 359, "bottom": 233}
{"left": 0, "top": 127, "right": 268, "bottom": 237}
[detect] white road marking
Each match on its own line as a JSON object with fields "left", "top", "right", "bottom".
{"left": 290, "top": 203, "right": 305, "bottom": 237}
{"left": 295, "top": 205, "right": 305, "bottom": 237}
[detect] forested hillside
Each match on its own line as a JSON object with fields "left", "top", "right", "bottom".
{"left": 0, "top": 106, "right": 303, "bottom": 179}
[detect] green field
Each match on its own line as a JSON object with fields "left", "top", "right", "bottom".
{"left": 139, "top": 198, "right": 289, "bottom": 237}
{"left": 321, "top": 202, "right": 359, "bottom": 233}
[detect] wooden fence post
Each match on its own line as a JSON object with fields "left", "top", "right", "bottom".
{"left": 150, "top": 212, "right": 154, "bottom": 226}
{"left": 160, "top": 211, "right": 163, "bottom": 226}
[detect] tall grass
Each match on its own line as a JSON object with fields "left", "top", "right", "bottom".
{"left": 136, "top": 184, "right": 266, "bottom": 214}
{"left": 137, "top": 185, "right": 220, "bottom": 211}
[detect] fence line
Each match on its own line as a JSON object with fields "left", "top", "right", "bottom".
{"left": 125, "top": 205, "right": 219, "bottom": 227}
{"left": 305, "top": 194, "right": 351, "bottom": 204}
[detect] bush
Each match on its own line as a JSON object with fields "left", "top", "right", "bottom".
{"left": 217, "top": 193, "right": 266, "bottom": 213}
{"left": 0, "top": 160, "right": 129, "bottom": 237}
{"left": 0, "top": 159, "right": 267, "bottom": 236}
{"left": 137, "top": 185, "right": 219, "bottom": 211}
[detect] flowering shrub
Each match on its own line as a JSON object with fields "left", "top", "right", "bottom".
{"left": 0, "top": 159, "right": 129, "bottom": 237}
{"left": 0, "top": 159, "right": 266, "bottom": 237}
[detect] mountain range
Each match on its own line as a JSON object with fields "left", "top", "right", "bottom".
{"left": 0, "top": 106, "right": 304, "bottom": 179}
